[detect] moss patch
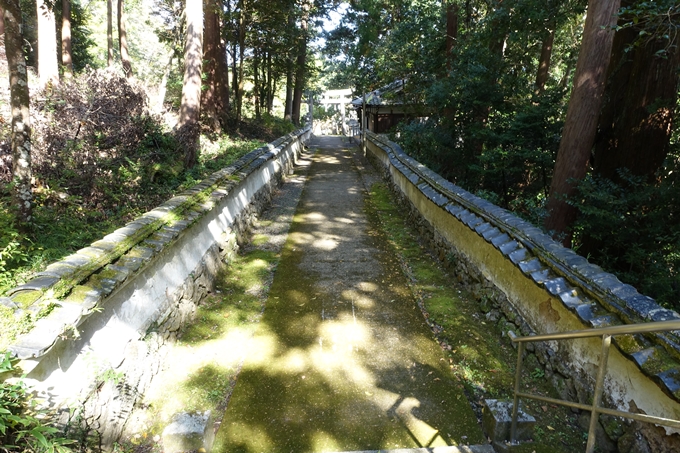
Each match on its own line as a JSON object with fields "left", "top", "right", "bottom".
{"left": 128, "top": 247, "right": 280, "bottom": 449}
{"left": 365, "top": 181, "right": 588, "bottom": 452}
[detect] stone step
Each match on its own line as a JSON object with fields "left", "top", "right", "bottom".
{"left": 328, "top": 446, "right": 495, "bottom": 453}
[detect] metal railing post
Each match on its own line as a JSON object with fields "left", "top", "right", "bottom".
{"left": 510, "top": 341, "right": 525, "bottom": 444}
{"left": 586, "top": 334, "right": 612, "bottom": 453}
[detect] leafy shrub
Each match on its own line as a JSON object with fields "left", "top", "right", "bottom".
{"left": 0, "top": 353, "right": 75, "bottom": 452}
{"left": 572, "top": 169, "right": 680, "bottom": 310}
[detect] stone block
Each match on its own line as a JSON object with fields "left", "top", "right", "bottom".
{"left": 162, "top": 411, "right": 214, "bottom": 453}
{"left": 481, "top": 399, "right": 535, "bottom": 443}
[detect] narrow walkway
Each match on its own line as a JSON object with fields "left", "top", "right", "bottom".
{"left": 215, "top": 136, "right": 485, "bottom": 452}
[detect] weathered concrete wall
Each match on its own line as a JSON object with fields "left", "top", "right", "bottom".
{"left": 1, "top": 126, "right": 311, "bottom": 445}
{"left": 364, "top": 131, "right": 680, "bottom": 451}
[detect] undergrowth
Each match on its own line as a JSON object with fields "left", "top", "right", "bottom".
{"left": 0, "top": 133, "right": 263, "bottom": 297}
{"left": 0, "top": 70, "right": 287, "bottom": 297}
{"left": 0, "top": 353, "right": 75, "bottom": 452}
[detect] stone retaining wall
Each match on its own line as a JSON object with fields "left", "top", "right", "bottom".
{"left": 364, "top": 131, "right": 680, "bottom": 452}
{"left": 1, "top": 126, "right": 311, "bottom": 446}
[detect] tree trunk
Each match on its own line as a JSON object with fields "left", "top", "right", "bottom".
{"left": 593, "top": 12, "right": 680, "bottom": 182}
{"left": 253, "top": 47, "right": 261, "bottom": 120}
{"left": 156, "top": 52, "right": 173, "bottom": 113}
{"left": 544, "top": 0, "right": 621, "bottom": 243}
{"left": 231, "top": 41, "right": 238, "bottom": 115}
{"left": 36, "top": 0, "right": 59, "bottom": 88}
{"left": 61, "top": 0, "right": 72, "bottom": 77}
{"left": 535, "top": 26, "right": 555, "bottom": 94}
{"left": 236, "top": 0, "right": 246, "bottom": 123}
{"left": 1, "top": 0, "right": 32, "bottom": 228}
{"left": 177, "top": 0, "right": 203, "bottom": 168}
{"left": 201, "top": 0, "right": 224, "bottom": 132}
{"left": 266, "top": 51, "right": 273, "bottom": 113}
{"left": 284, "top": 61, "right": 293, "bottom": 121}
{"left": 107, "top": 0, "right": 113, "bottom": 66}
{"left": 292, "top": 0, "right": 311, "bottom": 126}
{"left": 283, "top": 11, "right": 294, "bottom": 122}
{"left": 118, "top": 0, "right": 132, "bottom": 78}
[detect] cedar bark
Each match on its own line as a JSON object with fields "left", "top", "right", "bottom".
{"left": 593, "top": 11, "right": 680, "bottom": 182}
{"left": 202, "top": 0, "right": 230, "bottom": 130}
{"left": 178, "top": 0, "right": 203, "bottom": 168}
{"left": 266, "top": 51, "right": 273, "bottom": 113}
{"left": 236, "top": 0, "right": 246, "bottom": 122}
{"left": 545, "top": 0, "right": 621, "bottom": 243}
{"left": 36, "top": 0, "right": 59, "bottom": 87}
{"left": 1, "top": 0, "right": 32, "bottom": 228}
{"left": 253, "top": 47, "right": 261, "bottom": 120}
{"left": 118, "top": 0, "right": 132, "bottom": 78}
{"left": 61, "top": 0, "right": 73, "bottom": 77}
{"left": 535, "top": 27, "right": 555, "bottom": 93}
{"left": 292, "top": 0, "right": 311, "bottom": 126}
{"left": 283, "top": 11, "right": 294, "bottom": 121}
{"left": 107, "top": 0, "right": 113, "bottom": 66}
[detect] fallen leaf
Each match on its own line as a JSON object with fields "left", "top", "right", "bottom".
{"left": 541, "top": 406, "right": 548, "bottom": 412}
{"left": 547, "top": 426, "right": 555, "bottom": 431}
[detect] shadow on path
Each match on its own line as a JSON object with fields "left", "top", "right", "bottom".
{"left": 215, "top": 136, "right": 485, "bottom": 453}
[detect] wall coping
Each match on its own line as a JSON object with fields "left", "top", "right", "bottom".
{"left": 366, "top": 130, "right": 680, "bottom": 403}
{"left": 1, "top": 126, "right": 311, "bottom": 361}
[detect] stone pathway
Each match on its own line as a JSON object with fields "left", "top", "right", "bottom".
{"left": 215, "top": 136, "right": 486, "bottom": 453}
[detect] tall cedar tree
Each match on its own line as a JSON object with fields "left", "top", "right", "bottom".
{"left": 178, "top": 0, "right": 203, "bottom": 167}
{"left": 593, "top": 2, "right": 680, "bottom": 183}
{"left": 202, "top": 0, "right": 230, "bottom": 130}
{"left": 236, "top": 0, "right": 246, "bottom": 122}
{"left": 61, "top": 0, "right": 73, "bottom": 77}
{"left": 201, "top": 0, "right": 229, "bottom": 130}
{"left": 107, "top": 0, "right": 113, "bottom": 66}
{"left": 36, "top": 0, "right": 59, "bottom": 87}
{"left": 544, "top": 0, "right": 621, "bottom": 244}
{"left": 0, "top": 0, "right": 32, "bottom": 228}
{"left": 292, "top": 0, "right": 311, "bottom": 126}
{"left": 283, "top": 12, "right": 294, "bottom": 121}
{"left": 535, "top": 25, "right": 555, "bottom": 94}
{"left": 118, "top": 0, "right": 132, "bottom": 77}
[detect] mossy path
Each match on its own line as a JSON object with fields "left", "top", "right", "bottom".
{"left": 215, "top": 137, "right": 485, "bottom": 453}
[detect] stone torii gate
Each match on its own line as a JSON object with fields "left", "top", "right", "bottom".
{"left": 320, "top": 88, "right": 352, "bottom": 134}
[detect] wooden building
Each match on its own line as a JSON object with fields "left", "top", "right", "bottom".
{"left": 352, "top": 80, "right": 422, "bottom": 133}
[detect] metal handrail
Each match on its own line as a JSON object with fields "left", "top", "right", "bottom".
{"left": 510, "top": 320, "right": 680, "bottom": 453}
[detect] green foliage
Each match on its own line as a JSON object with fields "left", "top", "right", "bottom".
{"left": 571, "top": 168, "right": 680, "bottom": 309}
{"left": 616, "top": 0, "right": 680, "bottom": 56}
{"left": 0, "top": 353, "right": 75, "bottom": 452}
{"left": 0, "top": 211, "right": 30, "bottom": 294}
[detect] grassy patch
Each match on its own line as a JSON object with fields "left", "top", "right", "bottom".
{"left": 0, "top": 135, "right": 265, "bottom": 297}
{"left": 365, "top": 182, "right": 588, "bottom": 452}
